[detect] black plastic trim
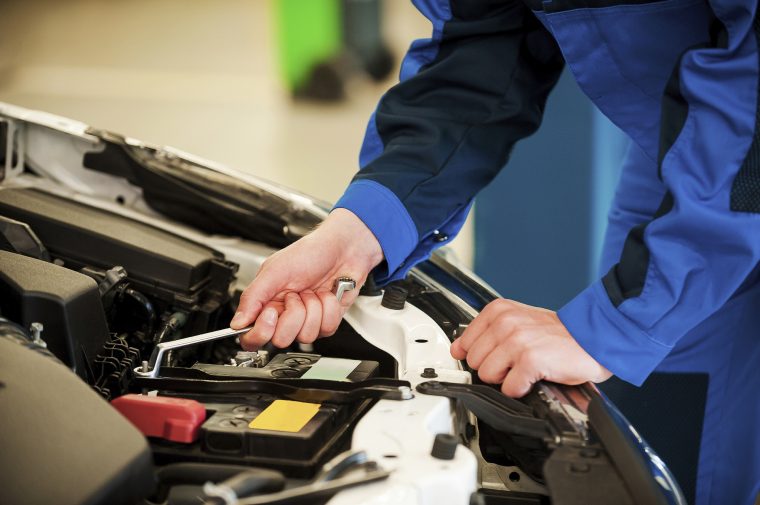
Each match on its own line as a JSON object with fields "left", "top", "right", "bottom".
{"left": 588, "top": 395, "right": 668, "bottom": 505}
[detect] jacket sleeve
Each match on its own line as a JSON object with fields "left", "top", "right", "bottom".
{"left": 333, "top": 0, "right": 564, "bottom": 283}
{"left": 558, "top": 7, "right": 760, "bottom": 386}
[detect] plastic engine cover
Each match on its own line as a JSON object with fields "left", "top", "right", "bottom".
{"left": 0, "top": 250, "right": 109, "bottom": 378}
{"left": 0, "top": 187, "right": 228, "bottom": 296}
{"left": 0, "top": 336, "right": 154, "bottom": 505}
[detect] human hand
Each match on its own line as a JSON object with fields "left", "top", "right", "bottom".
{"left": 450, "top": 299, "right": 612, "bottom": 397}
{"left": 231, "top": 208, "right": 383, "bottom": 350}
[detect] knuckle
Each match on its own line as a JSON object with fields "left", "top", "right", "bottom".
{"left": 325, "top": 313, "right": 341, "bottom": 329}
{"left": 297, "top": 330, "right": 318, "bottom": 344}
{"left": 466, "top": 354, "right": 480, "bottom": 370}
{"left": 272, "top": 335, "right": 293, "bottom": 349}
{"left": 250, "top": 333, "right": 269, "bottom": 347}
{"left": 242, "top": 332, "right": 265, "bottom": 350}
{"left": 240, "top": 337, "right": 257, "bottom": 351}
{"left": 494, "top": 298, "right": 514, "bottom": 311}
{"left": 495, "top": 315, "right": 514, "bottom": 334}
{"left": 260, "top": 255, "right": 274, "bottom": 269}
{"left": 320, "top": 318, "right": 340, "bottom": 337}
{"left": 501, "top": 381, "right": 517, "bottom": 397}
{"left": 507, "top": 329, "right": 529, "bottom": 347}
{"left": 482, "top": 299, "right": 504, "bottom": 315}
{"left": 238, "top": 289, "right": 253, "bottom": 304}
{"left": 320, "top": 326, "right": 339, "bottom": 337}
{"left": 478, "top": 368, "right": 501, "bottom": 384}
{"left": 519, "top": 348, "right": 542, "bottom": 370}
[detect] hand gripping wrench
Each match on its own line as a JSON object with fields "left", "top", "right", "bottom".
{"left": 134, "top": 277, "right": 356, "bottom": 379}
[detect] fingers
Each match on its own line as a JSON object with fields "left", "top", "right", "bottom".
{"left": 239, "top": 281, "right": 350, "bottom": 349}
{"left": 232, "top": 264, "right": 282, "bottom": 329}
{"left": 501, "top": 361, "right": 541, "bottom": 398}
{"left": 317, "top": 288, "right": 342, "bottom": 336}
{"left": 449, "top": 298, "right": 538, "bottom": 397}
{"left": 450, "top": 337, "right": 466, "bottom": 360}
{"left": 463, "top": 329, "right": 501, "bottom": 370}
{"left": 475, "top": 344, "right": 513, "bottom": 384}
{"left": 240, "top": 304, "right": 280, "bottom": 350}
{"left": 296, "top": 290, "right": 322, "bottom": 344}
{"left": 271, "top": 292, "right": 306, "bottom": 348}
{"left": 451, "top": 299, "right": 513, "bottom": 359}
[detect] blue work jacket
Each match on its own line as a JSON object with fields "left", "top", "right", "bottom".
{"left": 334, "top": 0, "right": 760, "bottom": 387}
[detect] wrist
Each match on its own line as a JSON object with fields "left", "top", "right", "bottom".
{"left": 322, "top": 208, "right": 384, "bottom": 269}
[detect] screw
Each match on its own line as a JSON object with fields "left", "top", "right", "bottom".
{"left": 29, "top": 322, "right": 43, "bottom": 338}
{"left": 283, "top": 357, "right": 312, "bottom": 366}
{"left": 141, "top": 360, "right": 150, "bottom": 373}
{"left": 271, "top": 367, "right": 300, "bottom": 378}
{"left": 220, "top": 418, "right": 247, "bottom": 428}
{"left": 232, "top": 405, "right": 256, "bottom": 415}
{"left": 421, "top": 367, "right": 438, "bottom": 378}
{"left": 29, "top": 322, "right": 46, "bottom": 348}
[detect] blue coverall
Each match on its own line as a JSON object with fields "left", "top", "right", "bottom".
{"left": 333, "top": 1, "right": 760, "bottom": 504}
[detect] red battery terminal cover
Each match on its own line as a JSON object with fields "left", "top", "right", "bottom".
{"left": 111, "top": 394, "right": 206, "bottom": 443}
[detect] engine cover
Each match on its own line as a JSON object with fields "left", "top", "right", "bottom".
{"left": 0, "top": 187, "right": 236, "bottom": 306}
{"left": 0, "top": 335, "right": 154, "bottom": 505}
{"left": 0, "top": 250, "right": 109, "bottom": 377}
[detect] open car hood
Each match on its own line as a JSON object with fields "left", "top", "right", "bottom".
{"left": 0, "top": 102, "right": 684, "bottom": 505}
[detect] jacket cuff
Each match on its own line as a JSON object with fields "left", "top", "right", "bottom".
{"left": 333, "top": 180, "right": 419, "bottom": 281}
{"left": 557, "top": 281, "right": 673, "bottom": 386}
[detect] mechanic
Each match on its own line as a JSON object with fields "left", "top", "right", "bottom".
{"left": 231, "top": 1, "right": 760, "bottom": 504}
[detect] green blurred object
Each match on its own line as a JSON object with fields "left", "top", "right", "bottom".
{"left": 275, "top": 0, "right": 342, "bottom": 92}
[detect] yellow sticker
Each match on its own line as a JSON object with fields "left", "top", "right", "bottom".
{"left": 248, "top": 400, "right": 320, "bottom": 432}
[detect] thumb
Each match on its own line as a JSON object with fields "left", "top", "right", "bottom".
{"left": 232, "top": 268, "right": 282, "bottom": 329}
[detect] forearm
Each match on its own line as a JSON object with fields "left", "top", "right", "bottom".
{"left": 559, "top": 10, "right": 760, "bottom": 385}
{"left": 336, "top": 0, "right": 564, "bottom": 283}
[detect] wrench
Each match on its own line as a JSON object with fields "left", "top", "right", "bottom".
{"left": 134, "top": 277, "right": 356, "bottom": 379}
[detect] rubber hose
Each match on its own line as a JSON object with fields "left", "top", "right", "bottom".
{"left": 153, "top": 463, "right": 284, "bottom": 502}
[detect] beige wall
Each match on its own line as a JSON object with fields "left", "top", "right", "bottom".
{"left": 0, "top": 0, "right": 474, "bottom": 266}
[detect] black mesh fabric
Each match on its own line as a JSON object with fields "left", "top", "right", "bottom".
{"left": 731, "top": 16, "right": 760, "bottom": 213}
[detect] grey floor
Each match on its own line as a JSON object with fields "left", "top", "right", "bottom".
{"left": 0, "top": 0, "right": 473, "bottom": 265}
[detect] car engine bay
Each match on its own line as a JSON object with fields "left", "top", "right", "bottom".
{"left": 0, "top": 104, "right": 683, "bottom": 505}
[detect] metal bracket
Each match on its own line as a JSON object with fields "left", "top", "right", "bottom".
{"left": 0, "top": 118, "right": 25, "bottom": 182}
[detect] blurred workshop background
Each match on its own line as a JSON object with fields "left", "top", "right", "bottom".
{"left": 0, "top": 0, "right": 628, "bottom": 310}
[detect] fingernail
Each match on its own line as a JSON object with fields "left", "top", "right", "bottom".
{"left": 262, "top": 307, "right": 277, "bottom": 325}
{"left": 231, "top": 311, "right": 245, "bottom": 327}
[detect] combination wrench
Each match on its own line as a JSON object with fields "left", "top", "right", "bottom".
{"left": 134, "top": 277, "right": 356, "bottom": 379}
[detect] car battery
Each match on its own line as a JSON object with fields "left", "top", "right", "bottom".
{"left": 190, "top": 352, "right": 379, "bottom": 381}
{"left": 149, "top": 354, "right": 379, "bottom": 477}
{"left": 202, "top": 396, "right": 342, "bottom": 463}
{"left": 149, "top": 392, "right": 374, "bottom": 478}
